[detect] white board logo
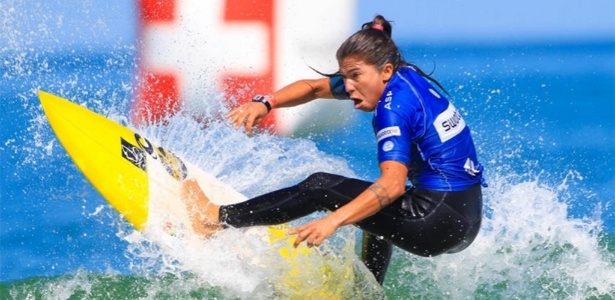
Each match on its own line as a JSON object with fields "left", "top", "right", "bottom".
{"left": 434, "top": 103, "right": 466, "bottom": 143}
{"left": 121, "top": 133, "right": 188, "bottom": 181}
{"left": 121, "top": 138, "right": 147, "bottom": 171}
{"left": 376, "top": 126, "right": 401, "bottom": 142}
{"left": 382, "top": 141, "right": 394, "bottom": 152}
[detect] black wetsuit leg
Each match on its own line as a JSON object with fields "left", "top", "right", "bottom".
{"left": 219, "top": 172, "right": 394, "bottom": 282}
{"left": 218, "top": 172, "right": 483, "bottom": 283}
{"left": 361, "top": 232, "right": 392, "bottom": 284}
{"left": 220, "top": 172, "right": 370, "bottom": 227}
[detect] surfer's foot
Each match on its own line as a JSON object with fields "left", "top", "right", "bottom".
{"left": 181, "top": 179, "right": 222, "bottom": 237}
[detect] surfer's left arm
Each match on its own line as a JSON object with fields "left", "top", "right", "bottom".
{"left": 226, "top": 78, "right": 334, "bottom": 134}
{"left": 289, "top": 161, "right": 408, "bottom": 247}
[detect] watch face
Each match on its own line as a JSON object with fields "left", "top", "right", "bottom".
{"left": 251, "top": 94, "right": 271, "bottom": 111}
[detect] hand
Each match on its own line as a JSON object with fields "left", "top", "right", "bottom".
{"left": 288, "top": 215, "right": 341, "bottom": 248}
{"left": 225, "top": 101, "right": 269, "bottom": 134}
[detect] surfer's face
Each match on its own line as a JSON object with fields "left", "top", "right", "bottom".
{"left": 338, "top": 56, "right": 393, "bottom": 112}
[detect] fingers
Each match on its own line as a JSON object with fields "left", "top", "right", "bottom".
{"left": 288, "top": 223, "right": 327, "bottom": 248}
{"left": 225, "top": 102, "right": 268, "bottom": 134}
{"left": 291, "top": 227, "right": 310, "bottom": 248}
{"left": 293, "top": 232, "right": 318, "bottom": 248}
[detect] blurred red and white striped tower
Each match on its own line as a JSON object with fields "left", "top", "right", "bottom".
{"left": 133, "top": 0, "right": 356, "bottom": 136}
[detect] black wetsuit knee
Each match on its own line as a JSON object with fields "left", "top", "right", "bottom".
{"left": 297, "top": 172, "right": 345, "bottom": 190}
{"left": 219, "top": 172, "right": 367, "bottom": 227}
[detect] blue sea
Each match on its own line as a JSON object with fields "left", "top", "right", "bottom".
{"left": 1, "top": 31, "right": 614, "bottom": 300}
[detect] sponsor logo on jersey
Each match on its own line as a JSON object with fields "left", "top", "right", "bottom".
{"left": 376, "top": 126, "right": 401, "bottom": 142}
{"left": 464, "top": 158, "right": 480, "bottom": 176}
{"left": 434, "top": 103, "right": 466, "bottom": 142}
{"left": 384, "top": 90, "right": 393, "bottom": 110}
{"left": 382, "top": 141, "right": 394, "bottom": 152}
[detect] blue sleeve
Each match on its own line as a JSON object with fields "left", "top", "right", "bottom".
{"left": 373, "top": 109, "right": 413, "bottom": 165}
{"left": 329, "top": 75, "right": 348, "bottom": 100}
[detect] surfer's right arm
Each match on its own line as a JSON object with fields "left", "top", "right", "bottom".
{"left": 226, "top": 77, "right": 336, "bottom": 134}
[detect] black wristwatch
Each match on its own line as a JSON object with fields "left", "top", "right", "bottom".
{"left": 251, "top": 95, "right": 272, "bottom": 112}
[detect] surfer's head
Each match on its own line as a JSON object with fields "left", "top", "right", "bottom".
{"left": 336, "top": 15, "right": 403, "bottom": 73}
{"left": 335, "top": 15, "right": 449, "bottom": 101}
{"left": 333, "top": 15, "right": 403, "bottom": 111}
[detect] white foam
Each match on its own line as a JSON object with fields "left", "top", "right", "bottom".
{"left": 385, "top": 173, "right": 615, "bottom": 298}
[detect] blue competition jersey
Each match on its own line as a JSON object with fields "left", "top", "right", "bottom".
{"left": 331, "top": 66, "right": 484, "bottom": 191}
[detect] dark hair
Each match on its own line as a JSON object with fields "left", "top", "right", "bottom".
{"left": 316, "top": 15, "right": 449, "bottom": 95}
{"left": 360, "top": 15, "right": 393, "bottom": 38}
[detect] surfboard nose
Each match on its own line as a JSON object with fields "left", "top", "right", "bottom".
{"left": 38, "top": 91, "right": 150, "bottom": 230}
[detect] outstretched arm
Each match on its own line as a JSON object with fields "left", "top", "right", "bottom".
{"left": 289, "top": 160, "right": 409, "bottom": 248}
{"left": 226, "top": 78, "right": 333, "bottom": 134}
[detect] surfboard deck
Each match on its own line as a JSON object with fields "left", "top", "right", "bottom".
{"left": 38, "top": 90, "right": 382, "bottom": 297}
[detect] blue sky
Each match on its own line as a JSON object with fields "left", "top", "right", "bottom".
{"left": 1, "top": 0, "right": 613, "bottom": 51}
{"left": 358, "top": 0, "right": 614, "bottom": 43}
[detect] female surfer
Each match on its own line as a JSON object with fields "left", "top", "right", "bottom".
{"left": 183, "top": 15, "right": 486, "bottom": 284}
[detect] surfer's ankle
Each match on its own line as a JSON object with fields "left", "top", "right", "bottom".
{"left": 192, "top": 220, "right": 222, "bottom": 237}
{"left": 205, "top": 205, "right": 221, "bottom": 224}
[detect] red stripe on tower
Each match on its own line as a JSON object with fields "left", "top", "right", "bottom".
{"left": 140, "top": 0, "right": 175, "bottom": 22}
{"left": 133, "top": 0, "right": 180, "bottom": 125}
{"left": 222, "top": 0, "right": 276, "bottom": 129}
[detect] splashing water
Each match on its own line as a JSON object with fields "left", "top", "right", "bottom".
{"left": 109, "top": 112, "right": 385, "bottom": 298}
{"left": 6, "top": 63, "right": 613, "bottom": 298}
{"left": 2, "top": 1, "right": 614, "bottom": 298}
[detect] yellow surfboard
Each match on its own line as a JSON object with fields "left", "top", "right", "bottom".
{"left": 38, "top": 90, "right": 381, "bottom": 298}
{"left": 38, "top": 90, "right": 246, "bottom": 230}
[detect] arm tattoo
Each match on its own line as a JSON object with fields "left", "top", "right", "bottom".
{"left": 368, "top": 183, "right": 391, "bottom": 208}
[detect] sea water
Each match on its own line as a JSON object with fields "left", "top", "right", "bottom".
{"left": 1, "top": 15, "right": 615, "bottom": 300}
